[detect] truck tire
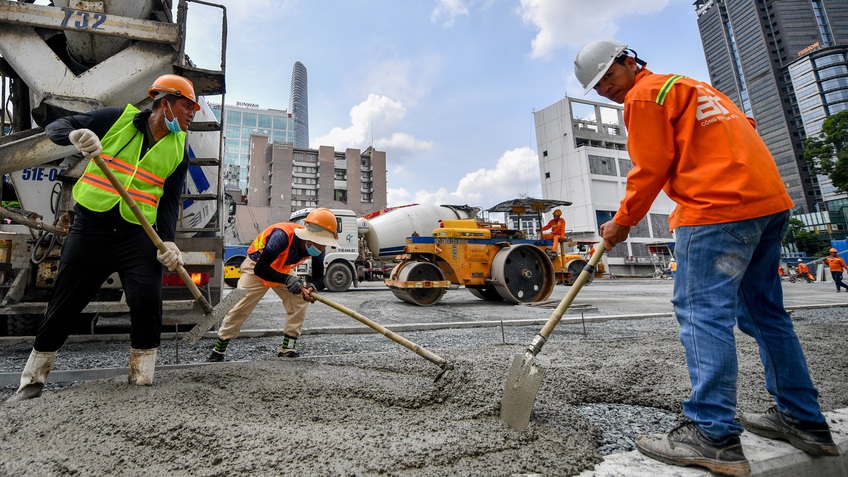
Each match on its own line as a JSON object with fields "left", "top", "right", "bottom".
{"left": 324, "top": 262, "right": 353, "bottom": 292}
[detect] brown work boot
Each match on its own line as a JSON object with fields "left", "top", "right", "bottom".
{"left": 636, "top": 421, "right": 750, "bottom": 476}
{"left": 739, "top": 406, "right": 839, "bottom": 456}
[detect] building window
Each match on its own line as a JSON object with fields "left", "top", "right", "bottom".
{"left": 543, "top": 150, "right": 548, "bottom": 157}
{"left": 650, "top": 214, "right": 673, "bottom": 238}
{"left": 588, "top": 155, "right": 616, "bottom": 176}
{"left": 618, "top": 158, "right": 633, "bottom": 177}
{"left": 545, "top": 172, "right": 550, "bottom": 179}
{"left": 335, "top": 190, "right": 347, "bottom": 203}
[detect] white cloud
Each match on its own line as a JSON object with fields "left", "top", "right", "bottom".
{"left": 312, "top": 94, "right": 432, "bottom": 156}
{"left": 387, "top": 147, "right": 540, "bottom": 207}
{"left": 431, "top": 0, "right": 470, "bottom": 27}
{"left": 517, "top": 0, "right": 670, "bottom": 59}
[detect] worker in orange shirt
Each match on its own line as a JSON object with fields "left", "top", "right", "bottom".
{"left": 538, "top": 209, "right": 566, "bottom": 252}
{"left": 825, "top": 248, "right": 848, "bottom": 292}
{"left": 796, "top": 259, "right": 812, "bottom": 283}
{"left": 575, "top": 39, "right": 836, "bottom": 474}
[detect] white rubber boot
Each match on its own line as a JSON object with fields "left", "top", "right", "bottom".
{"left": 6, "top": 349, "right": 56, "bottom": 402}
{"left": 128, "top": 348, "right": 157, "bottom": 386}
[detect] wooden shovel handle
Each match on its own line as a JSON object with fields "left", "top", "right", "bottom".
{"left": 310, "top": 291, "right": 450, "bottom": 370}
{"left": 532, "top": 242, "right": 607, "bottom": 352}
{"left": 91, "top": 154, "right": 213, "bottom": 314}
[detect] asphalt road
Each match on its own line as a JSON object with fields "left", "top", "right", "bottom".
{"left": 235, "top": 276, "right": 848, "bottom": 333}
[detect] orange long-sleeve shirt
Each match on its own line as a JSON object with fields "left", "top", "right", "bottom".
{"left": 827, "top": 256, "right": 846, "bottom": 273}
{"left": 540, "top": 217, "right": 565, "bottom": 236}
{"left": 613, "top": 69, "right": 793, "bottom": 230}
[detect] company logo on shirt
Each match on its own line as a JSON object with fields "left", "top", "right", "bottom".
{"left": 695, "top": 85, "right": 739, "bottom": 126}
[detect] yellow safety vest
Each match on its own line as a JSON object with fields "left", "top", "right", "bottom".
{"left": 72, "top": 104, "right": 185, "bottom": 225}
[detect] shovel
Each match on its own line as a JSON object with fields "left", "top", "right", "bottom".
{"left": 310, "top": 291, "right": 453, "bottom": 381}
{"left": 500, "top": 242, "right": 606, "bottom": 429}
{"left": 90, "top": 153, "right": 246, "bottom": 347}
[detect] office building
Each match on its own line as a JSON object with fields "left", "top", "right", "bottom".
{"left": 534, "top": 97, "right": 676, "bottom": 275}
{"left": 225, "top": 136, "right": 387, "bottom": 241}
{"left": 290, "top": 61, "right": 309, "bottom": 149}
{"left": 211, "top": 102, "right": 295, "bottom": 195}
{"left": 693, "top": 0, "right": 848, "bottom": 216}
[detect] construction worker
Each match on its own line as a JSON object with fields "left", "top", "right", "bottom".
{"left": 538, "top": 209, "right": 566, "bottom": 252}
{"left": 825, "top": 248, "right": 848, "bottom": 292}
{"left": 796, "top": 259, "right": 812, "bottom": 283}
{"left": 208, "top": 208, "right": 338, "bottom": 361}
{"left": 668, "top": 258, "right": 677, "bottom": 278}
{"left": 7, "top": 74, "right": 198, "bottom": 402}
{"left": 575, "top": 39, "right": 837, "bottom": 474}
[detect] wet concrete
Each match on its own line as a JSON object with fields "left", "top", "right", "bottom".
{"left": 1, "top": 279, "right": 846, "bottom": 476}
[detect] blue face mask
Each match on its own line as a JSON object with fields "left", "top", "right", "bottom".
{"left": 165, "top": 102, "right": 182, "bottom": 134}
{"left": 306, "top": 244, "right": 322, "bottom": 256}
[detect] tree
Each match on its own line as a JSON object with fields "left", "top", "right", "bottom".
{"left": 783, "top": 218, "right": 824, "bottom": 256}
{"left": 804, "top": 110, "right": 848, "bottom": 194}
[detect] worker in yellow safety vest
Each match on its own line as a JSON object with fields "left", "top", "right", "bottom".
{"left": 7, "top": 74, "right": 199, "bottom": 402}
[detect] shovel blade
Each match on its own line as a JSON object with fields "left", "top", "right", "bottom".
{"left": 182, "top": 288, "right": 248, "bottom": 347}
{"left": 500, "top": 353, "right": 545, "bottom": 430}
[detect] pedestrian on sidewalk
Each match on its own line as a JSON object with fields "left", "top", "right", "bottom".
{"left": 207, "top": 208, "right": 338, "bottom": 361}
{"left": 825, "top": 248, "right": 848, "bottom": 292}
{"left": 574, "top": 39, "right": 838, "bottom": 476}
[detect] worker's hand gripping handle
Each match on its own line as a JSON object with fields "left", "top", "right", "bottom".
{"left": 90, "top": 154, "right": 213, "bottom": 314}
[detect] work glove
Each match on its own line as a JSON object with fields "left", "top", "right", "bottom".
{"left": 68, "top": 129, "right": 102, "bottom": 157}
{"left": 283, "top": 274, "right": 303, "bottom": 295}
{"left": 157, "top": 241, "right": 183, "bottom": 271}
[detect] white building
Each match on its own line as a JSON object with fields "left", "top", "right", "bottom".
{"left": 534, "top": 96, "right": 676, "bottom": 275}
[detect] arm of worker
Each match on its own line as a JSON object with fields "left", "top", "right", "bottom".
{"left": 45, "top": 107, "right": 123, "bottom": 146}
{"left": 605, "top": 99, "right": 676, "bottom": 249}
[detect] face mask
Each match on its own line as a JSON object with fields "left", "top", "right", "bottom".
{"left": 165, "top": 102, "right": 182, "bottom": 134}
{"left": 306, "top": 244, "right": 322, "bottom": 256}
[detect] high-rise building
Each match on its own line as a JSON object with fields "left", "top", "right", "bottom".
{"left": 693, "top": 0, "right": 848, "bottom": 215}
{"left": 211, "top": 102, "right": 295, "bottom": 195}
{"left": 290, "top": 61, "right": 309, "bottom": 148}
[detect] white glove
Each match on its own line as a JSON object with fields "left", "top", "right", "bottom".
{"left": 157, "top": 241, "right": 184, "bottom": 271}
{"left": 68, "top": 128, "right": 102, "bottom": 157}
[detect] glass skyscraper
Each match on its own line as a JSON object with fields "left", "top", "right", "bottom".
{"left": 693, "top": 0, "right": 848, "bottom": 214}
{"left": 290, "top": 61, "right": 309, "bottom": 149}
{"left": 211, "top": 103, "right": 295, "bottom": 194}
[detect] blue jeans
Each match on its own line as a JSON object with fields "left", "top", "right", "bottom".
{"left": 673, "top": 211, "right": 825, "bottom": 440}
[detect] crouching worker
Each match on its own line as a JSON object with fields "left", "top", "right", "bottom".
{"left": 208, "top": 208, "right": 338, "bottom": 361}
{"left": 6, "top": 74, "right": 197, "bottom": 402}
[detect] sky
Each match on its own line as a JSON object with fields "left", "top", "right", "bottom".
{"left": 182, "top": 0, "right": 711, "bottom": 210}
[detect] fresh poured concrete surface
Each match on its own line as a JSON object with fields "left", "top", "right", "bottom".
{"left": 1, "top": 279, "right": 846, "bottom": 475}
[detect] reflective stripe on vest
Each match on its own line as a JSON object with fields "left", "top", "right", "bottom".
{"left": 656, "top": 75, "right": 684, "bottom": 106}
{"left": 248, "top": 222, "right": 308, "bottom": 286}
{"left": 72, "top": 104, "right": 184, "bottom": 225}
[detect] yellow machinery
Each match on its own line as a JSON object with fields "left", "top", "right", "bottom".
{"left": 386, "top": 198, "right": 605, "bottom": 306}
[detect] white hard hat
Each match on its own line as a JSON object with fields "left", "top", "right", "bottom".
{"left": 574, "top": 39, "right": 629, "bottom": 94}
{"left": 798, "top": 259, "right": 803, "bottom": 262}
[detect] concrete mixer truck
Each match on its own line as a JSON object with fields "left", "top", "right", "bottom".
{"left": 286, "top": 204, "right": 481, "bottom": 292}
{"left": 0, "top": 0, "right": 227, "bottom": 335}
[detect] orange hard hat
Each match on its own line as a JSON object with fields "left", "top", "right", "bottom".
{"left": 293, "top": 207, "right": 338, "bottom": 248}
{"left": 553, "top": 209, "right": 562, "bottom": 216}
{"left": 147, "top": 74, "right": 200, "bottom": 111}
{"left": 830, "top": 248, "right": 838, "bottom": 253}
